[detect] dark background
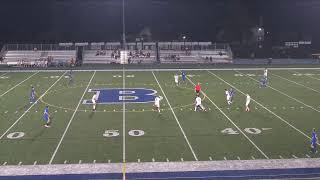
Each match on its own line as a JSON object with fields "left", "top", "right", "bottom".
{"left": 0, "top": 0, "right": 319, "bottom": 49}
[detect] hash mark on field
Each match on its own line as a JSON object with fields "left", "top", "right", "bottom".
{"left": 251, "top": 156, "right": 255, "bottom": 160}
{"left": 166, "top": 158, "right": 169, "bottom": 162}
{"left": 4, "top": 111, "right": 8, "bottom": 114}
{"left": 279, "top": 155, "right": 283, "bottom": 159}
{"left": 18, "top": 162, "right": 22, "bottom": 165}
{"left": 138, "top": 159, "right": 140, "bottom": 163}
{"left": 209, "top": 156, "right": 212, "bottom": 161}
{"left": 3, "top": 162, "right": 7, "bottom": 166}
{"left": 79, "top": 160, "right": 82, "bottom": 164}
{"left": 224, "top": 157, "right": 227, "bottom": 160}
{"left": 15, "top": 111, "right": 18, "bottom": 114}
{"left": 33, "top": 161, "right": 37, "bottom": 165}
{"left": 181, "top": 158, "right": 184, "bottom": 162}
{"left": 306, "top": 154, "right": 311, "bottom": 158}
{"left": 64, "top": 160, "right": 67, "bottom": 164}
{"left": 108, "top": 160, "right": 111, "bottom": 163}
{"left": 292, "top": 155, "right": 298, "bottom": 159}
{"left": 93, "top": 160, "right": 96, "bottom": 163}
{"left": 237, "top": 156, "right": 241, "bottom": 160}
{"left": 152, "top": 158, "right": 155, "bottom": 162}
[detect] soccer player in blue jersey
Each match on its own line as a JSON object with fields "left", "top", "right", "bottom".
{"left": 43, "top": 106, "right": 51, "bottom": 128}
{"left": 311, "top": 128, "right": 318, "bottom": 154}
{"left": 229, "top": 88, "right": 235, "bottom": 103}
{"left": 29, "top": 86, "right": 37, "bottom": 104}
{"left": 181, "top": 71, "right": 186, "bottom": 82}
{"left": 260, "top": 76, "right": 267, "bottom": 88}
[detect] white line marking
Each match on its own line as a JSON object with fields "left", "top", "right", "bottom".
{"left": 0, "top": 72, "right": 9, "bottom": 77}
{"left": 108, "top": 160, "right": 111, "bottom": 163}
{"left": 224, "top": 157, "right": 227, "bottom": 160}
{"left": 152, "top": 158, "right": 155, "bottom": 162}
{"left": 18, "top": 162, "right": 22, "bottom": 165}
{"left": 0, "top": 72, "right": 38, "bottom": 98}
{"left": 79, "top": 160, "right": 82, "bottom": 164}
{"left": 279, "top": 155, "right": 283, "bottom": 159}
{"left": 236, "top": 70, "right": 320, "bottom": 113}
{"left": 186, "top": 73, "right": 269, "bottom": 159}
{"left": 152, "top": 71, "right": 198, "bottom": 161}
{"left": 209, "top": 156, "right": 212, "bottom": 161}
{"left": 166, "top": 158, "right": 169, "bottom": 162}
{"left": 290, "top": 70, "right": 320, "bottom": 81}
{"left": 0, "top": 72, "right": 67, "bottom": 140}
{"left": 272, "top": 72, "right": 320, "bottom": 94}
{"left": 237, "top": 156, "right": 241, "bottom": 160}
{"left": 181, "top": 158, "right": 184, "bottom": 162}
{"left": 49, "top": 71, "right": 96, "bottom": 164}
{"left": 64, "top": 160, "right": 67, "bottom": 164}
{"left": 33, "top": 161, "right": 37, "bottom": 165}
{"left": 208, "top": 71, "right": 320, "bottom": 146}
{"left": 138, "top": 159, "right": 140, "bottom": 163}
{"left": 251, "top": 156, "right": 255, "bottom": 160}
{"left": 93, "top": 160, "right": 96, "bottom": 163}
{"left": 3, "top": 162, "right": 7, "bottom": 166}
{"left": 292, "top": 155, "right": 298, "bottom": 158}
{"left": 306, "top": 154, "right": 311, "bottom": 158}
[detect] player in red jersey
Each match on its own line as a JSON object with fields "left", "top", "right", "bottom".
{"left": 195, "top": 82, "right": 201, "bottom": 96}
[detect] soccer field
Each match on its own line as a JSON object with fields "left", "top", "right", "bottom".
{"left": 0, "top": 68, "right": 319, "bottom": 166}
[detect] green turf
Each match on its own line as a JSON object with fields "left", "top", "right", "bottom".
{"left": 0, "top": 68, "right": 319, "bottom": 165}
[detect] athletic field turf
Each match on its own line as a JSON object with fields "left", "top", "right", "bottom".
{"left": 0, "top": 68, "right": 319, "bottom": 166}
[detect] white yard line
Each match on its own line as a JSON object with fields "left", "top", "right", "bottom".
{"left": 152, "top": 71, "right": 198, "bottom": 161}
{"left": 0, "top": 72, "right": 39, "bottom": 98}
{"left": 290, "top": 70, "right": 320, "bottom": 81}
{"left": 0, "top": 71, "right": 67, "bottom": 139}
{"left": 0, "top": 72, "right": 9, "bottom": 77}
{"left": 48, "top": 71, "right": 96, "bottom": 164}
{"left": 271, "top": 72, "right": 320, "bottom": 94}
{"left": 234, "top": 70, "right": 320, "bottom": 113}
{"left": 208, "top": 70, "right": 319, "bottom": 146}
{"left": 185, "top": 75, "right": 269, "bottom": 159}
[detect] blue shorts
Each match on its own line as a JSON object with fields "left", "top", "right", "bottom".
{"left": 43, "top": 115, "right": 49, "bottom": 122}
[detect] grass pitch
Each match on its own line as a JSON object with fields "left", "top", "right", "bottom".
{"left": 0, "top": 68, "right": 319, "bottom": 166}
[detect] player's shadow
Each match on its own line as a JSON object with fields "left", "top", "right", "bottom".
{"left": 89, "top": 112, "right": 95, "bottom": 119}
{"left": 30, "top": 129, "right": 46, "bottom": 142}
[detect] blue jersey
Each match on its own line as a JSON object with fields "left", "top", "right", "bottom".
{"left": 182, "top": 71, "right": 186, "bottom": 80}
{"left": 30, "top": 88, "right": 35, "bottom": 98}
{"left": 311, "top": 131, "right": 317, "bottom": 145}
{"left": 43, "top": 107, "right": 49, "bottom": 121}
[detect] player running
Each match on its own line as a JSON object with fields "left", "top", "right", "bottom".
{"left": 225, "top": 89, "right": 232, "bottom": 105}
{"left": 43, "top": 106, "right": 51, "bottom": 128}
{"left": 263, "top": 68, "right": 268, "bottom": 79}
{"left": 92, "top": 92, "right": 98, "bottom": 111}
{"left": 194, "top": 95, "right": 206, "bottom": 112}
{"left": 229, "top": 88, "right": 235, "bottom": 103}
{"left": 68, "top": 70, "right": 74, "bottom": 85}
{"left": 174, "top": 74, "right": 179, "bottom": 86}
{"left": 245, "top": 94, "right": 251, "bottom": 112}
{"left": 311, "top": 128, "right": 318, "bottom": 154}
{"left": 195, "top": 82, "right": 201, "bottom": 96}
{"left": 181, "top": 71, "right": 186, "bottom": 82}
{"left": 260, "top": 76, "right": 267, "bottom": 88}
{"left": 154, "top": 96, "right": 161, "bottom": 113}
{"left": 29, "top": 86, "right": 37, "bottom": 104}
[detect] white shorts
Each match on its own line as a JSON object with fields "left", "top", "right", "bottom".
{"left": 227, "top": 96, "right": 231, "bottom": 101}
{"left": 92, "top": 100, "right": 96, "bottom": 104}
{"left": 155, "top": 103, "right": 160, "bottom": 108}
{"left": 175, "top": 80, "right": 178, "bottom": 83}
{"left": 245, "top": 102, "right": 250, "bottom": 106}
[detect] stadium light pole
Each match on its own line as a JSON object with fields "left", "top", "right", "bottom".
{"left": 122, "top": 0, "right": 127, "bottom": 50}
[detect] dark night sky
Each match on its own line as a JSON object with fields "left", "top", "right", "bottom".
{"left": 1, "top": 0, "right": 320, "bottom": 48}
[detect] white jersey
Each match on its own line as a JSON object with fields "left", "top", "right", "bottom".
{"left": 154, "top": 97, "right": 161, "bottom": 107}
{"left": 174, "top": 75, "right": 179, "bottom": 83}
{"left": 225, "top": 90, "right": 230, "bottom": 99}
{"left": 92, "top": 94, "right": 97, "bottom": 103}
{"left": 264, "top": 69, "right": 268, "bottom": 77}
{"left": 195, "top": 97, "right": 202, "bottom": 106}
{"left": 246, "top": 95, "right": 251, "bottom": 106}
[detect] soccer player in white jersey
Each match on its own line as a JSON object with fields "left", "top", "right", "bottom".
{"left": 225, "top": 89, "right": 231, "bottom": 105}
{"left": 92, "top": 92, "right": 98, "bottom": 111}
{"left": 245, "top": 94, "right": 251, "bottom": 112}
{"left": 174, "top": 74, "right": 179, "bottom": 86}
{"left": 154, "top": 96, "right": 161, "bottom": 113}
{"left": 194, "top": 95, "right": 205, "bottom": 112}
{"left": 264, "top": 68, "right": 268, "bottom": 79}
